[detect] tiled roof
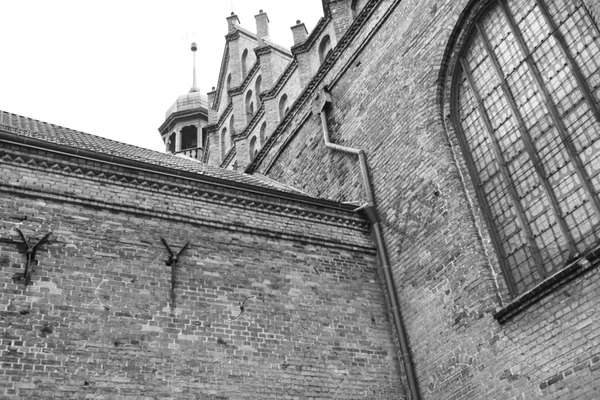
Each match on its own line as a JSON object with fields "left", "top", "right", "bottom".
{"left": 0, "top": 110, "right": 296, "bottom": 192}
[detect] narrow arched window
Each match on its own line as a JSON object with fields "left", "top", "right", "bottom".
{"left": 220, "top": 127, "right": 228, "bottom": 160}
{"left": 255, "top": 75, "right": 262, "bottom": 107}
{"left": 452, "top": 0, "right": 600, "bottom": 296}
{"left": 259, "top": 121, "right": 267, "bottom": 145}
{"left": 319, "top": 35, "right": 332, "bottom": 64}
{"left": 241, "top": 49, "right": 249, "bottom": 79}
{"left": 167, "top": 132, "right": 176, "bottom": 153}
{"left": 245, "top": 90, "right": 254, "bottom": 122}
{"left": 230, "top": 115, "right": 236, "bottom": 136}
{"left": 249, "top": 136, "right": 258, "bottom": 160}
{"left": 226, "top": 73, "right": 232, "bottom": 103}
{"left": 278, "top": 94, "right": 288, "bottom": 121}
{"left": 350, "top": 0, "right": 359, "bottom": 19}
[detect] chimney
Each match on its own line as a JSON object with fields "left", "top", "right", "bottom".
{"left": 226, "top": 12, "right": 240, "bottom": 33}
{"left": 255, "top": 10, "right": 270, "bottom": 44}
{"left": 291, "top": 20, "right": 308, "bottom": 45}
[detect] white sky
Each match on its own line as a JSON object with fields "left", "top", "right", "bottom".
{"left": 0, "top": 1, "right": 324, "bottom": 152}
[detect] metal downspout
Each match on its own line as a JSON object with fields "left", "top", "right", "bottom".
{"left": 313, "top": 90, "right": 421, "bottom": 400}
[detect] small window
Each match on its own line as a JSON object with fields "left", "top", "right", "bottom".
{"left": 220, "top": 127, "right": 228, "bottom": 160}
{"left": 259, "top": 121, "right": 267, "bottom": 145}
{"left": 241, "top": 49, "right": 249, "bottom": 79}
{"left": 350, "top": 0, "right": 358, "bottom": 19}
{"left": 451, "top": 0, "right": 600, "bottom": 296}
{"left": 319, "top": 35, "right": 333, "bottom": 64}
{"left": 255, "top": 75, "right": 262, "bottom": 107}
{"left": 249, "top": 136, "right": 258, "bottom": 160}
{"left": 278, "top": 94, "right": 288, "bottom": 121}
{"left": 230, "top": 115, "right": 236, "bottom": 135}
{"left": 226, "top": 74, "right": 232, "bottom": 102}
{"left": 245, "top": 90, "right": 254, "bottom": 122}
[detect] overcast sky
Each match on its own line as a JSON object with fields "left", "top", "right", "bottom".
{"left": 0, "top": 1, "right": 323, "bottom": 152}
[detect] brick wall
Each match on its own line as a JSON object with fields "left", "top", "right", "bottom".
{"left": 0, "top": 142, "right": 404, "bottom": 399}
{"left": 255, "top": 0, "right": 600, "bottom": 399}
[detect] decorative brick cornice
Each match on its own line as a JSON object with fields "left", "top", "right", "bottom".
{"left": 261, "top": 59, "right": 298, "bottom": 100}
{"left": 219, "top": 144, "right": 237, "bottom": 168}
{"left": 225, "top": 30, "right": 240, "bottom": 42}
{"left": 229, "top": 61, "right": 260, "bottom": 96}
{"left": 245, "top": 0, "right": 387, "bottom": 173}
{"left": 1, "top": 182, "right": 370, "bottom": 253}
{"left": 205, "top": 102, "right": 233, "bottom": 133}
{"left": 254, "top": 45, "right": 272, "bottom": 56}
{"left": 0, "top": 146, "right": 370, "bottom": 236}
{"left": 233, "top": 106, "right": 265, "bottom": 141}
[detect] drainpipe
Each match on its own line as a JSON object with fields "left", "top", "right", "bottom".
{"left": 312, "top": 89, "right": 421, "bottom": 400}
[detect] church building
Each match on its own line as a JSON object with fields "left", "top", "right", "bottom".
{"left": 1, "top": 0, "right": 600, "bottom": 399}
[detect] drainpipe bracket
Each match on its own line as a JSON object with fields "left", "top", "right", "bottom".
{"left": 311, "top": 88, "right": 332, "bottom": 115}
{"left": 364, "top": 205, "right": 380, "bottom": 225}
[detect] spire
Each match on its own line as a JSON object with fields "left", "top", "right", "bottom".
{"left": 190, "top": 42, "right": 199, "bottom": 93}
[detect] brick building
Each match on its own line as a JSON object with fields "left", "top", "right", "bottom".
{"left": 1, "top": 0, "right": 600, "bottom": 399}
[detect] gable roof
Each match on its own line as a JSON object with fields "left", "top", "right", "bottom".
{"left": 0, "top": 110, "right": 294, "bottom": 192}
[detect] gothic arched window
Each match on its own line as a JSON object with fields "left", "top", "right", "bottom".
{"left": 249, "top": 136, "right": 258, "bottom": 161}
{"left": 279, "top": 94, "right": 289, "bottom": 121}
{"left": 259, "top": 121, "right": 267, "bottom": 145}
{"left": 241, "top": 49, "right": 249, "bottom": 79}
{"left": 245, "top": 90, "right": 254, "bottom": 122}
{"left": 255, "top": 75, "right": 262, "bottom": 107}
{"left": 220, "top": 127, "right": 228, "bottom": 160}
{"left": 319, "top": 35, "right": 333, "bottom": 64}
{"left": 452, "top": 0, "right": 600, "bottom": 296}
{"left": 226, "top": 73, "right": 232, "bottom": 103}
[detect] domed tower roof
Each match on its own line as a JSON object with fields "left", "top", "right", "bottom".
{"left": 165, "top": 91, "right": 208, "bottom": 119}
{"left": 164, "top": 41, "right": 208, "bottom": 119}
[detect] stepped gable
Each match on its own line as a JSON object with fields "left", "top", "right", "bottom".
{"left": 0, "top": 109, "right": 297, "bottom": 193}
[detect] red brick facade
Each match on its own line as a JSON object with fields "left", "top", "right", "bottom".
{"left": 2, "top": 0, "right": 600, "bottom": 399}
{"left": 250, "top": 0, "right": 600, "bottom": 399}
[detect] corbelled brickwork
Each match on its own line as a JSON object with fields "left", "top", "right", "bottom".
{"left": 0, "top": 141, "right": 403, "bottom": 398}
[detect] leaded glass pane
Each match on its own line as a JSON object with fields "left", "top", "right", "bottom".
{"left": 454, "top": 0, "right": 600, "bottom": 295}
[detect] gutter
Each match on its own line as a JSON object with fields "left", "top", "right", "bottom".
{"left": 312, "top": 89, "right": 422, "bottom": 400}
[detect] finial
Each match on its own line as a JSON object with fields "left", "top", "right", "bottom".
{"left": 296, "top": 20, "right": 301, "bottom": 24}
{"left": 190, "top": 42, "right": 199, "bottom": 93}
